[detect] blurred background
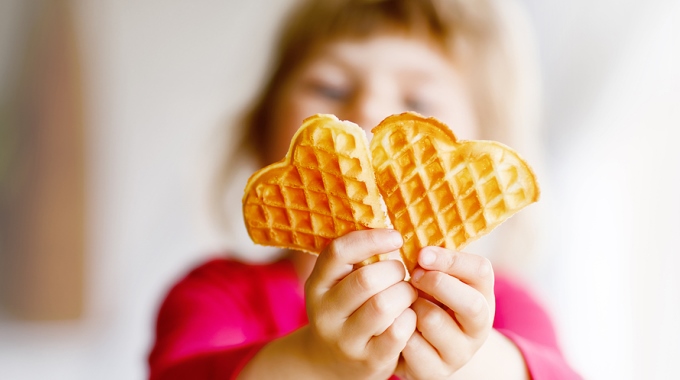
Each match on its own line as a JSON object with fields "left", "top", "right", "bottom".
{"left": 1, "top": 0, "right": 678, "bottom": 379}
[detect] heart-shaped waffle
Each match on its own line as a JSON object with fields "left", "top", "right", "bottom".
{"left": 370, "top": 112, "right": 540, "bottom": 273}
{"left": 243, "top": 114, "right": 388, "bottom": 256}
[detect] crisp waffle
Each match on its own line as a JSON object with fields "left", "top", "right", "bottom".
{"left": 242, "top": 114, "right": 388, "bottom": 260}
{"left": 370, "top": 112, "right": 540, "bottom": 273}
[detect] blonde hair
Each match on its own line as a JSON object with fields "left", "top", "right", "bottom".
{"left": 216, "top": 0, "right": 542, "bottom": 267}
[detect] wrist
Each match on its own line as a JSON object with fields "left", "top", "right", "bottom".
{"left": 301, "top": 327, "right": 364, "bottom": 380}
{"left": 298, "top": 326, "right": 395, "bottom": 380}
{"left": 295, "top": 326, "right": 344, "bottom": 380}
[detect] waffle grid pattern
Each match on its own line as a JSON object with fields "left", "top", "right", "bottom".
{"left": 372, "top": 124, "right": 534, "bottom": 269}
{"left": 245, "top": 125, "right": 384, "bottom": 253}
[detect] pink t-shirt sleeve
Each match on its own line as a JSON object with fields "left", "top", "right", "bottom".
{"left": 148, "top": 259, "right": 580, "bottom": 379}
{"left": 493, "top": 274, "right": 582, "bottom": 379}
{"left": 147, "top": 259, "right": 305, "bottom": 380}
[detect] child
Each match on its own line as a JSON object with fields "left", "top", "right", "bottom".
{"left": 148, "top": 0, "right": 580, "bottom": 379}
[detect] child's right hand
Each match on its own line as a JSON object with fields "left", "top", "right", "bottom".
{"left": 302, "top": 229, "right": 418, "bottom": 380}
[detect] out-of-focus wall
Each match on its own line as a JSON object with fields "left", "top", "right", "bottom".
{"left": 522, "top": 0, "right": 680, "bottom": 378}
{"left": 0, "top": 1, "right": 296, "bottom": 379}
{"left": 0, "top": 0, "right": 678, "bottom": 379}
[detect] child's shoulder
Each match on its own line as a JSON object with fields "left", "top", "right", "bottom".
{"left": 184, "top": 257, "right": 253, "bottom": 279}
{"left": 493, "top": 271, "right": 543, "bottom": 309}
{"left": 156, "top": 256, "right": 299, "bottom": 317}
{"left": 179, "top": 256, "right": 295, "bottom": 287}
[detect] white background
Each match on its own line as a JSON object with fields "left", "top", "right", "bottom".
{"left": 1, "top": 0, "right": 679, "bottom": 379}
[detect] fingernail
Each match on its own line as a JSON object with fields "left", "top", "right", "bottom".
{"left": 389, "top": 230, "right": 403, "bottom": 248}
{"left": 420, "top": 248, "right": 435, "bottom": 266}
{"left": 411, "top": 268, "right": 424, "bottom": 282}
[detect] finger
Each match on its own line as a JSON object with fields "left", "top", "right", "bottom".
{"left": 367, "top": 307, "right": 417, "bottom": 363}
{"left": 325, "top": 259, "right": 406, "bottom": 317}
{"left": 344, "top": 281, "right": 417, "bottom": 347}
{"left": 411, "top": 297, "right": 480, "bottom": 372}
{"left": 402, "top": 329, "right": 435, "bottom": 359}
{"left": 307, "top": 229, "right": 403, "bottom": 293}
{"left": 417, "top": 246, "right": 494, "bottom": 293}
{"left": 411, "top": 297, "right": 461, "bottom": 349}
{"left": 401, "top": 329, "right": 443, "bottom": 379}
{"left": 411, "top": 269, "right": 492, "bottom": 336}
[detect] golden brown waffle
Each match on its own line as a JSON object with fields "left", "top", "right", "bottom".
{"left": 370, "top": 112, "right": 540, "bottom": 273}
{"left": 243, "top": 114, "right": 388, "bottom": 259}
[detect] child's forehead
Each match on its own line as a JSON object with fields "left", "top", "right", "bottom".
{"left": 313, "top": 21, "right": 449, "bottom": 53}
{"left": 305, "top": 35, "right": 456, "bottom": 73}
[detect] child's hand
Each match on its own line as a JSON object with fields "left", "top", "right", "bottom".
{"left": 302, "top": 229, "right": 418, "bottom": 380}
{"left": 397, "top": 246, "right": 495, "bottom": 380}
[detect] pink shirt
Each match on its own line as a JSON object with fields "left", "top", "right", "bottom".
{"left": 148, "top": 258, "right": 580, "bottom": 379}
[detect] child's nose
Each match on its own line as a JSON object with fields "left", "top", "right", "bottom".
{"left": 342, "top": 91, "right": 391, "bottom": 141}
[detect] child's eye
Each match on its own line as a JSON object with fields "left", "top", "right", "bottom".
{"left": 404, "top": 97, "right": 429, "bottom": 113}
{"left": 309, "top": 82, "right": 350, "bottom": 101}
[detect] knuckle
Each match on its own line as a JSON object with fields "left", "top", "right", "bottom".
{"left": 429, "top": 270, "right": 445, "bottom": 289}
{"left": 339, "top": 339, "right": 364, "bottom": 362}
{"left": 446, "top": 251, "right": 460, "bottom": 272}
{"left": 386, "top": 259, "right": 406, "bottom": 277}
{"left": 383, "top": 324, "right": 404, "bottom": 344}
{"left": 309, "top": 310, "right": 328, "bottom": 332}
{"left": 366, "top": 230, "right": 381, "bottom": 247}
{"left": 389, "top": 312, "right": 415, "bottom": 343}
{"left": 330, "top": 329, "right": 359, "bottom": 360}
{"left": 403, "top": 330, "right": 421, "bottom": 351}
{"left": 418, "top": 306, "right": 444, "bottom": 331}
{"left": 465, "top": 294, "right": 487, "bottom": 319}
{"left": 371, "top": 291, "right": 393, "bottom": 315}
{"left": 335, "top": 338, "right": 352, "bottom": 356}
{"left": 353, "top": 268, "right": 376, "bottom": 292}
{"left": 317, "top": 326, "right": 333, "bottom": 342}
{"left": 396, "top": 281, "right": 417, "bottom": 301}
{"left": 325, "top": 238, "right": 344, "bottom": 261}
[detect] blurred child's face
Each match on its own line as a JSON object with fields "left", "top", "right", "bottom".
{"left": 267, "top": 35, "right": 479, "bottom": 163}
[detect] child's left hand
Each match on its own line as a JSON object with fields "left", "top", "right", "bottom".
{"left": 396, "top": 246, "right": 496, "bottom": 380}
